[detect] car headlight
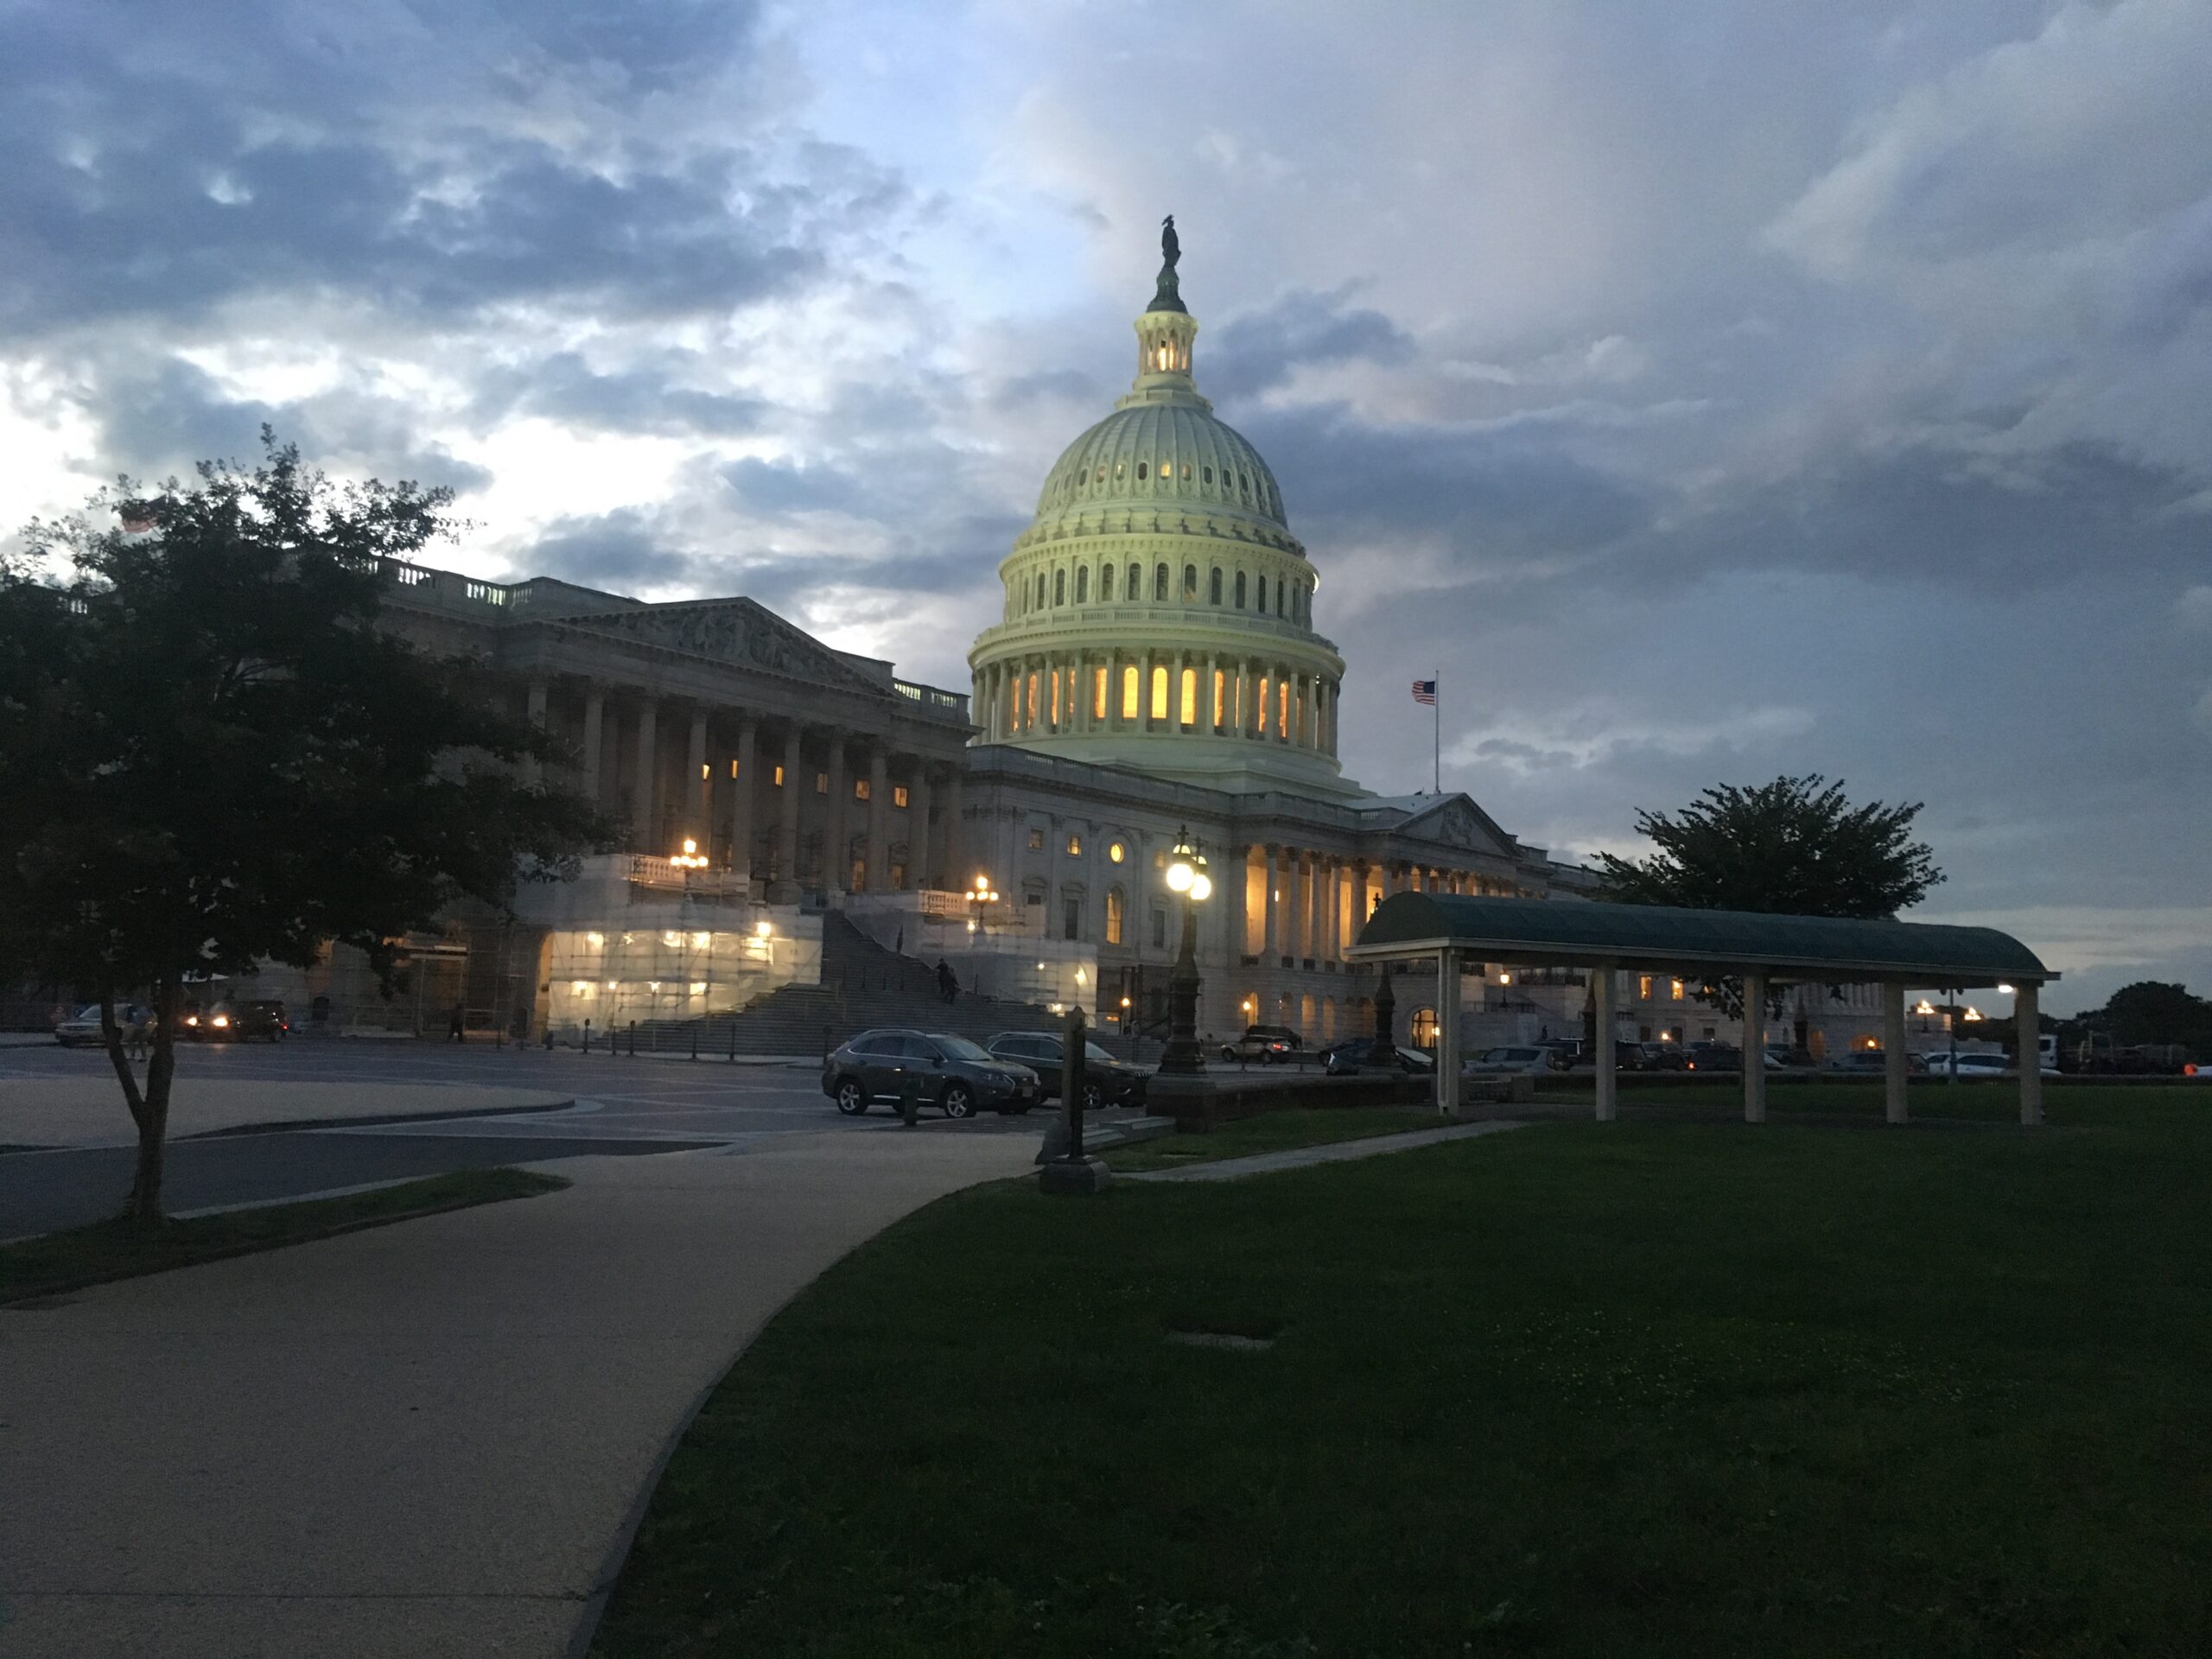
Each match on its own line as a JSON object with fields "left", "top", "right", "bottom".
{"left": 213, "top": 1015, "right": 229, "bottom": 1028}
{"left": 186, "top": 1015, "right": 199, "bottom": 1027}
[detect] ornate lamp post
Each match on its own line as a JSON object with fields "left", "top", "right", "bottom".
{"left": 1157, "top": 826, "right": 1213, "bottom": 1076}
{"left": 965, "top": 873, "right": 998, "bottom": 995}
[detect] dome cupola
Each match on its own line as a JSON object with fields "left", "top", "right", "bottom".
{"left": 967, "top": 221, "right": 1360, "bottom": 801}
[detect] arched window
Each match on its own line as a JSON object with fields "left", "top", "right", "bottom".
{"left": 1075, "top": 566, "right": 1089, "bottom": 603}
{"left": 1203, "top": 466, "right": 1213, "bottom": 484}
{"left": 1180, "top": 462, "right": 1192, "bottom": 480}
{"left": 1036, "top": 573, "right": 1046, "bottom": 608}
{"left": 1255, "top": 575, "right": 1268, "bottom": 613}
{"left": 1154, "top": 563, "right": 1169, "bottom": 601}
{"left": 1136, "top": 461, "right": 1147, "bottom": 481}
{"left": 1095, "top": 466, "right": 1105, "bottom": 484}
{"left": 1179, "top": 667, "right": 1198, "bottom": 726}
{"left": 1105, "top": 887, "right": 1126, "bottom": 946}
{"left": 1121, "top": 664, "right": 1140, "bottom": 720}
{"left": 1149, "top": 664, "right": 1168, "bottom": 720}
{"left": 1128, "top": 562, "right": 1141, "bottom": 599}
{"left": 1100, "top": 563, "right": 1115, "bottom": 601}
{"left": 1276, "top": 582, "right": 1286, "bottom": 617}
{"left": 1234, "top": 570, "right": 1246, "bottom": 608}
{"left": 1182, "top": 563, "right": 1198, "bottom": 599}
{"left": 1209, "top": 567, "right": 1223, "bottom": 604}
{"left": 1053, "top": 568, "right": 1065, "bottom": 606}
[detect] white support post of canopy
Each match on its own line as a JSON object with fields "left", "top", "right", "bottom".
{"left": 1435, "top": 948, "right": 1461, "bottom": 1116}
{"left": 1882, "top": 982, "right": 1909, "bottom": 1125}
{"left": 1742, "top": 969, "right": 1768, "bottom": 1124}
{"left": 2017, "top": 982, "right": 2043, "bottom": 1128}
{"left": 1593, "top": 963, "right": 1618, "bottom": 1122}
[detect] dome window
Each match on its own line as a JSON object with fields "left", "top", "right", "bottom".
{"left": 1136, "top": 461, "right": 1147, "bottom": 481}
{"left": 1100, "top": 564, "right": 1115, "bottom": 601}
{"left": 1209, "top": 567, "right": 1223, "bottom": 605}
{"left": 1128, "top": 561, "right": 1141, "bottom": 598}
{"left": 1053, "top": 569, "right": 1065, "bottom": 606}
{"left": 1183, "top": 563, "right": 1198, "bottom": 599}
{"left": 1115, "top": 461, "right": 1125, "bottom": 479}
{"left": 1154, "top": 563, "right": 1169, "bottom": 601}
{"left": 1096, "top": 467, "right": 1106, "bottom": 484}
{"left": 1180, "top": 462, "right": 1192, "bottom": 480}
{"left": 1234, "top": 570, "right": 1247, "bottom": 607}
{"left": 1075, "top": 566, "right": 1089, "bottom": 603}
{"left": 1202, "top": 466, "right": 1213, "bottom": 485}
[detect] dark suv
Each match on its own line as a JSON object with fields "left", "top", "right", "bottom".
{"left": 984, "top": 1031, "right": 1147, "bottom": 1109}
{"left": 822, "top": 1029, "right": 1040, "bottom": 1118}
{"left": 1220, "top": 1024, "right": 1302, "bottom": 1064}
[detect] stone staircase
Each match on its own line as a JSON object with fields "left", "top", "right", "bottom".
{"left": 630, "top": 911, "right": 1068, "bottom": 1058}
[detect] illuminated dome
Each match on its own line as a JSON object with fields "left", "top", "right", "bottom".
{"left": 968, "top": 235, "right": 1357, "bottom": 800}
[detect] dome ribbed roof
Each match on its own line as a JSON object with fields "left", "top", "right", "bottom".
{"left": 1033, "top": 403, "right": 1287, "bottom": 531}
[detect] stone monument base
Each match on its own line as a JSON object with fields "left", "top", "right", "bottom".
{"left": 1038, "top": 1156, "right": 1113, "bottom": 1196}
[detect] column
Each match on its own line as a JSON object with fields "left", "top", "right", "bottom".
{"left": 943, "top": 769, "right": 966, "bottom": 887}
{"left": 582, "top": 689, "right": 604, "bottom": 804}
{"left": 2017, "top": 982, "right": 2043, "bottom": 1127}
{"left": 1435, "top": 948, "right": 1461, "bottom": 1115}
{"left": 523, "top": 678, "right": 548, "bottom": 786}
{"left": 1883, "top": 982, "right": 1909, "bottom": 1125}
{"left": 824, "top": 733, "right": 849, "bottom": 893}
{"left": 1261, "top": 846, "right": 1281, "bottom": 962}
{"left": 907, "top": 766, "right": 933, "bottom": 889}
{"left": 687, "top": 709, "right": 709, "bottom": 843}
{"left": 867, "top": 745, "right": 889, "bottom": 894}
{"left": 1742, "top": 969, "right": 1768, "bottom": 1124}
{"left": 773, "top": 724, "right": 802, "bottom": 902}
{"left": 730, "top": 716, "right": 756, "bottom": 882}
{"left": 632, "top": 698, "right": 658, "bottom": 853}
{"left": 1296, "top": 852, "right": 1316, "bottom": 962}
{"left": 1594, "top": 965, "right": 1618, "bottom": 1122}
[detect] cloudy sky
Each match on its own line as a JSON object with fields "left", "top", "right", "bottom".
{"left": 5, "top": 0, "right": 2209, "bottom": 1013}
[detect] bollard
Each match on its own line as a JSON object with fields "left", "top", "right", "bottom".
{"left": 729, "top": 1021, "right": 737, "bottom": 1064}
{"left": 690, "top": 1023, "right": 699, "bottom": 1061}
{"left": 899, "top": 1070, "right": 923, "bottom": 1127}
{"left": 582, "top": 1019, "right": 591, "bottom": 1055}
{"left": 628, "top": 1020, "right": 637, "bottom": 1058}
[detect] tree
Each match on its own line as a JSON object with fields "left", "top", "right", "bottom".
{"left": 1594, "top": 774, "right": 1943, "bottom": 1020}
{"left": 2087, "top": 982, "right": 2212, "bottom": 1051}
{"left": 0, "top": 432, "right": 611, "bottom": 1221}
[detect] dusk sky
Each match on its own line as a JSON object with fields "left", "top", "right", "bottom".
{"left": 4, "top": 0, "right": 2208, "bottom": 1014}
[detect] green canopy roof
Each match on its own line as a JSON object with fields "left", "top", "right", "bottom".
{"left": 1347, "top": 893, "right": 2053, "bottom": 987}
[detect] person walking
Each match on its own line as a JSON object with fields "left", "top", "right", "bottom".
{"left": 448, "top": 1002, "right": 466, "bottom": 1043}
{"left": 935, "top": 958, "right": 956, "bottom": 1003}
{"left": 125, "top": 1011, "right": 150, "bottom": 1063}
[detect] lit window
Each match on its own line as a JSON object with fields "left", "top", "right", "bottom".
{"left": 699, "top": 763, "right": 710, "bottom": 780}
{"left": 1149, "top": 664, "right": 1168, "bottom": 720}
{"left": 1121, "top": 664, "right": 1139, "bottom": 720}
{"left": 1092, "top": 666, "right": 1108, "bottom": 720}
{"left": 1066, "top": 834, "right": 1082, "bottom": 856}
{"left": 1027, "top": 672, "right": 1039, "bottom": 725}
{"left": 729, "top": 759, "right": 740, "bottom": 779}
{"left": 1028, "top": 829, "right": 1045, "bottom": 851}
{"left": 1671, "top": 979, "right": 1685, "bottom": 1001}
{"left": 1154, "top": 849, "right": 1166, "bottom": 869}
{"left": 772, "top": 765, "right": 785, "bottom": 786}
{"left": 893, "top": 785, "right": 909, "bottom": 809}
{"left": 1051, "top": 668, "right": 1062, "bottom": 728}
{"left": 855, "top": 779, "right": 870, "bottom": 800}
{"left": 1105, "top": 887, "right": 1125, "bottom": 944}
{"left": 1096, "top": 466, "right": 1105, "bottom": 483}
{"left": 1108, "top": 841, "right": 1125, "bottom": 864}
{"left": 1115, "top": 461, "right": 1124, "bottom": 478}
{"left": 1179, "top": 667, "right": 1197, "bottom": 726}
{"left": 1638, "top": 975, "right": 1652, "bottom": 1000}
{"left": 1212, "top": 669, "right": 1225, "bottom": 728}
{"left": 816, "top": 772, "right": 828, "bottom": 794}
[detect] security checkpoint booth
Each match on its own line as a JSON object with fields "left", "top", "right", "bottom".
{"left": 1346, "top": 893, "right": 2056, "bottom": 1127}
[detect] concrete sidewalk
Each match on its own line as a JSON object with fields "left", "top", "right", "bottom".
{"left": 0, "top": 1127, "right": 1036, "bottom": 1657}
{"left": 1, "top": 1078, "right": 573, "bottom": 1149}
{"left": 1127, "top": 1118, "right": 1529, "bottom": 1182}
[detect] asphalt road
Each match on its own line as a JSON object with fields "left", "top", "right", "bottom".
{"left": 0, "top": 1039, "right": 1062, "bottom": 1237}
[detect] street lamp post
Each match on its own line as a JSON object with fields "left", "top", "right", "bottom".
{"left": 1156, "top": 826, "right": 1213, "bottom": 1076}
{"left": 966, "top": 873, "right": 998, "bottom": 996}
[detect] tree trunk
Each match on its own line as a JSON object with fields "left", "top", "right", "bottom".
{"left": 123, "top": 976, "right": 180, "bottom": 1224}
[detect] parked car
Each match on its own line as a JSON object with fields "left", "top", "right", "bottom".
{"left": 53, "top": 1003, "right": 151, "bottom": 1047}
{"left": 1465, "top": 1046, "right": 1558, "bottom": 1076}
{"left": 1318, "top": 1039, "right": 1435, "bottom": 1076}
{"left": 984, "top": 1031, "right": 1147, "bottom": 1109}
{"left": 1637, "top": 1042, "right": 1689, "bottom": 1072}
{"left": 822, "top": 1028, "right": 1039, "bottom": 1118}
{"left": 1220, "top": 1024, "right": 1303, "bottom": 1064}
{"left": 1684, "top": 1042, "right": 1742, "bottom": 1074}
{"left": 1923, "top": 1051, "right": 2010, "bottom": 1079}
{"left": 1827, "top": 1049, "right": 1925, "bottom": 1076}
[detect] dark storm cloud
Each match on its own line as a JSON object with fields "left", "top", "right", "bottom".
{"left": 1205, "top": 288, "right": 1415, "bottom": 400}
{"left": 530, "top": 507, "right": 696, "bottom": 590}
{"left": 474, "top": 353, "right": 771, "bottom": 437}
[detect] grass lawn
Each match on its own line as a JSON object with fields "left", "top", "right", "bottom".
{"left": 593, "top": 1087, "right": 2212, "bottom": 1658}
{"left": 1103, "top": 1105, "right": 1444, "bottom": 1172}
{"left": 1, "top": 1166, "right": 569, "bottom": 1304}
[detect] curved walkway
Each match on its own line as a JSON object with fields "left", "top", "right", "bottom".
{"left": 0, "top": 1125, "right": 1035, "bottom": 1658}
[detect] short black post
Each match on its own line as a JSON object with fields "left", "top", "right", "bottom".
{"left": 728, "top": 1020, "right": 738, "bottom": 1064}
{"left": 1039, "top": 1003, "right": 1109, "bottom": 1195}
{"left": 628, "top": 1020, "right": 637, "bottom": 1057}
{"left": 690, "top": 1023, "right": 699, "bottom": 1061}
{"left": 582, "top": 1019, "right": 591, "bottom": 1055}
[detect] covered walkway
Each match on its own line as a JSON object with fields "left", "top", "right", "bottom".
{"left": 1346, "top": 893, "right": 2056, "bottom": 1126}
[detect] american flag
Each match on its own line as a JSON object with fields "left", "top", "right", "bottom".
{"left": 1410, "top": 679, "right": 1437, "bottom": 706}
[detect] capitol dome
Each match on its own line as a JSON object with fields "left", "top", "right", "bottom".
{"left": 968, "top": 239, "right": 1358, "bottom": 801}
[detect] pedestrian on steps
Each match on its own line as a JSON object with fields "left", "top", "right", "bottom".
{"left": 936, "top": 958, "right": 957, "bottom": 1003}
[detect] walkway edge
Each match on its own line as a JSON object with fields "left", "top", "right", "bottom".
{"left": 1128, "top": 1119, "right": 1530, "bottom": 1183}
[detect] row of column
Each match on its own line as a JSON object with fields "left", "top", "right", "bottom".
{"left": 1234, "top": 849, "right": 1525, "bottom": 968}
{"left": 977, "top": 651, "right": 1338, "bottom": 755}
{"left": 537, "top": 681, "right": 960, "bottom": 896}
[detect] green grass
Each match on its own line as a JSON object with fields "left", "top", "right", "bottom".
{"left": 1102, "top": 1105, "right": 1444, "bottom": 1171}
{"left": 1, "top": 1166, "right": 570, "bottom": 1304}
{"left": 593, "top": 1086, "right": 2212, "bottom": 1657}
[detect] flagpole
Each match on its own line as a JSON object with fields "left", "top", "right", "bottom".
{"left": 1432, "top": 665, "right": 1440, "bottom": 795}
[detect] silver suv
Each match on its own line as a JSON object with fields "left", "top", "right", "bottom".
{"left": 822, "top": 1028, "right": 1040, "bottom": 1119}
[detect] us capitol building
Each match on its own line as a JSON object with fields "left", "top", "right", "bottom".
{"left": 294, "top": 235, "right": 1629, "bottom": 1052}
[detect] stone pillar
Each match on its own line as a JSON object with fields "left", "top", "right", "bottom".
{"left": 824, "top": 732, "right": 849, "bottom": 894}
{"left": 1743, "top": 969, "right": 1768, "bottom": 1124}
{"left": 1594, "top": 965, "right": 1618, "bottom": 1122}
{"left": 632, "top": 698, "right": 658, "bottom": 854}
{"left": 772, "top": 724, "right": 802, "bottom": 903}
{"left": 730, "top": 716, "right": 756, "bottom": 883}
{"left": 867, "top": 745, "right": 889, "bottom": 893}
{"left": 523, "top": 678, "right": 548, "bottom": 786}
{"left": 1435, "top": 948, "right": 1461, "bottom": 1115}
{"left": 687, "top": 709, "right": 709, "bottom": 844}
{"left": 1261, "top": 846, "right": 1281, "bottom": 962}
{"left": 1882, "top": 982, "right": 1909, "bottom": 1125}
{"left": 582, "top": 689, "right": 604, "bottom": 804}
{"left": 907, "top": 766, "right": 933, "bottom": 889}
{"left": 1295, "top": 852, "right": 1315, "bottom": 962}
{"left": 2017, "top": 982, "right": 2043, "bottom": 1127}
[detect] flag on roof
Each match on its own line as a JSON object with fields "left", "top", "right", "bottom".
{"left": 118, "top": 500, "right": 159, "bottom": 533}
{"left": 1410, "top": 679, "right": 1437, "bottom": 706}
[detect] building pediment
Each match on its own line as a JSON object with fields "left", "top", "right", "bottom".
{"left": 556, "top": 600, "right": 889, "bottom": 696}
{"left": 1394, "top": 793, "right": 1518, "bottom": 858}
